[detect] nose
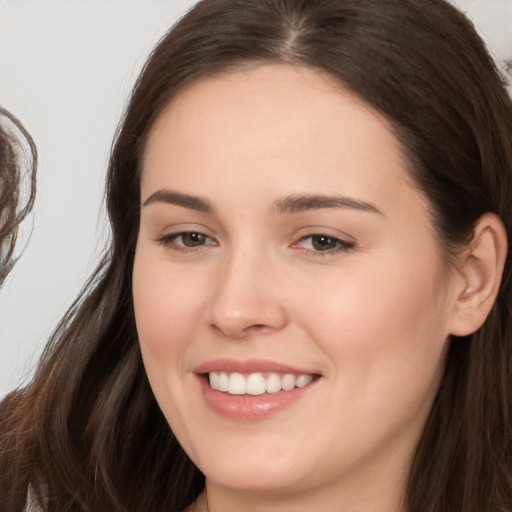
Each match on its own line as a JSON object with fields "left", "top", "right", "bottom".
{"left": 206, "top": 249, "right": 288, "bottom": 339}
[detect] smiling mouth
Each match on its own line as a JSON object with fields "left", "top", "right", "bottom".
{"left": 207, "top": 371, "right": 318, "bottom": 396}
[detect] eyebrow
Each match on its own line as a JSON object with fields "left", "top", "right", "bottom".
{"left": 273, "top": 194, "right": 384, "bottom": 216}
{"left": 142, "top": 190, "right": 214, "bottom": 213}
{"left": 142, "top": 189, "right": 383, "bottom": 217}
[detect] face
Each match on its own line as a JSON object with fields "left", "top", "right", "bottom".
{"left": 133, "top": 65, "right": 457, "bottom": 503}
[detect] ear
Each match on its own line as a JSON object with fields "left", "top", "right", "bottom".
{"left": 449, "top": 213, "right": 508, "bottom": 336}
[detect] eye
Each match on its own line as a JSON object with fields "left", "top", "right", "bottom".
{"left": 175, "top": 232, "right": 209, "bottom": 247}
{"left": 157, "top": 231, "right": 216, "bottom": 251}
{"left": 294, "top": 234, "right": 354, "bottom": 255}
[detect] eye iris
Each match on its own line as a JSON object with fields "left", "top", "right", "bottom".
{"left": 182, "top": 232, "right": 206, "bottom": 247}
{"left": 311, "top": 235, "right": 337, "bottom": 251}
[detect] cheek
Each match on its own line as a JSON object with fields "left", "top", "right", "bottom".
{"left": 132, "top": 248, "right": 207, "bottom": 375}
{"left": 297, "top": 254, "right": 449, "bottom": 402}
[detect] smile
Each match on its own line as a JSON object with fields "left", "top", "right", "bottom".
{"left": 195, "top": 359, "right": 321, "bottom": 419}
{"left": 208, "top": 371, "right": 314, "bottom": 395}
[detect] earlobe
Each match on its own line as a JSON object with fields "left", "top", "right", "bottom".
{"left": 449, "top": 213, "right": 508, "bottom": 337}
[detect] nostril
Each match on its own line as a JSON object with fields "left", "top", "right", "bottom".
{"left": 245, "top": 324, "right": 271, "bottom": 333}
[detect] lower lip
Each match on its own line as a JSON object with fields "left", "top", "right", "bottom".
{"left": 197, "top": 375, "right": 319, "bottom": 420}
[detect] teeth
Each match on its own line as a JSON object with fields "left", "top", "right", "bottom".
{"left": 209, "top": 371, "right": 220, "bottom": 389}
{"left": 218, "top": 372, "right": 229, "bottom": 392}
{"left": 229, "top": 373, "right": 246, "bottom": 394}
{"left": 281, "top": 374, "right": 296, "bottom": 391}
{"left": 266, "top": 373, "right": 282, "bottom": 394}
{"left": 296, "top": 374, "right": 313, "bottom": 387}
{"left": 208, "top": 371, "right": 315, "bottom": 395}
{"left": 246, "top": 373, "right": 267, "bottom": 395}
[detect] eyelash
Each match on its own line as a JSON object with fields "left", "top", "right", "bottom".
{"left": 293, "top": 234, "right": 355, "bottom": 257}
{"left": 156, "top": 231, "right": 216, "bottom": 252}
{"left": 156, "top": 231, "right": 355, "bottom": 256}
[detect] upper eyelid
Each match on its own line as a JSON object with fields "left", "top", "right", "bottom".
{"left": 154, "top": 223, "right": 216, "bottom": 238}
{"left": 292, "top": 226, "right": 355, "bottom": 243}
{"left": 294, "top": 233, "right": 355, "bottom": 247}
{"left": 158, "top": 230, "right": 216, "bottom": 243}
{"left": 153, "top": 225, "right": 356, "bottom": 249}
{"left": 297, "top": 232, "right": 352, "bottom": 241}
{"left": 154, "top": 232, "right": 217, "bottom": 254}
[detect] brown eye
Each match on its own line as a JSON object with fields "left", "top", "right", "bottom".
{"left": 310, "top": 235, "right": 339, "bottom": 251}
{"left": 179, "top": 232, "right": 208, "bottom": 247}
{"left": 294, "top": 233, "right": 355, "bottom": 255}
{"left": 157, "top": 231, "right": 215, "bottom": 251}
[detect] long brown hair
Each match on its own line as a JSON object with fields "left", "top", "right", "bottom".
{"left": 0, "top": 107, "right": 37, "bottom": 286}
{"left": 1, "top": 1, "right": 511, "bottom": 510}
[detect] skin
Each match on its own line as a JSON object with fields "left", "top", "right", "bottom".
{"left": 133, "top": 65, "right": 465, "bottom": 512}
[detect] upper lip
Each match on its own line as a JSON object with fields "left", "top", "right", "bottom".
{"left": 193, "top": 358, "right": 317, "bottom": 375}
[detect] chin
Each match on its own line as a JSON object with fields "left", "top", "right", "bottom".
{"left": 203, "top": 460, "right": 306, "bottom": 494}
{"left": 190, "top": 437, "right": 312, "bottom": 493}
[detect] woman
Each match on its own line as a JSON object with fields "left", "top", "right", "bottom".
{"left": 1, "top": 0, "right": 511, "bottom": 510}
{"left": 0, "top": 107, "right": 37, "bottom": 286}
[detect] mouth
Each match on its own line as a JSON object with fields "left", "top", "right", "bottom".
{"left": 207, "top": 371, "right": 317, "bottom": 395}
{"left": 194, "top": 359, "right": 321, "bottom": 419}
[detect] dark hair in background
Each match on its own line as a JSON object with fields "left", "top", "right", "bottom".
{"left": 0, "top": 107, "right": 37, "bottom": 286}
{"left": 1, "top": 0, "right": 511, "bottom": 510}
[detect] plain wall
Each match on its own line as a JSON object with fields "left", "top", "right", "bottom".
{"left": 0, "top": 0, "right": 511, "bottom": 398}
{"left": 0, "top": 0, "right": 194, "bottom": 397}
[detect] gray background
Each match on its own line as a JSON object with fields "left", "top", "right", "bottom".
{"left": 1, "top": 0, "right": 511, "bottom": 398}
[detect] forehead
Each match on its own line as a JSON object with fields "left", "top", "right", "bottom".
{"left": 141, "top": 64, "right": 420, "bottom": 212}
{"left": 146, "top": 64, "right": 397, "bottom": 153}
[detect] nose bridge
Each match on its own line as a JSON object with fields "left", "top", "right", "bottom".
{"left": 207, "top": 241, "right": 287, "bottom": 338}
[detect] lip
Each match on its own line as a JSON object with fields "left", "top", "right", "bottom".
{"left": 194, "top": 358, "right": 315, "bottom": 375}
{"left": 194, "top": 359, "right": 321, "bottom": 421}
